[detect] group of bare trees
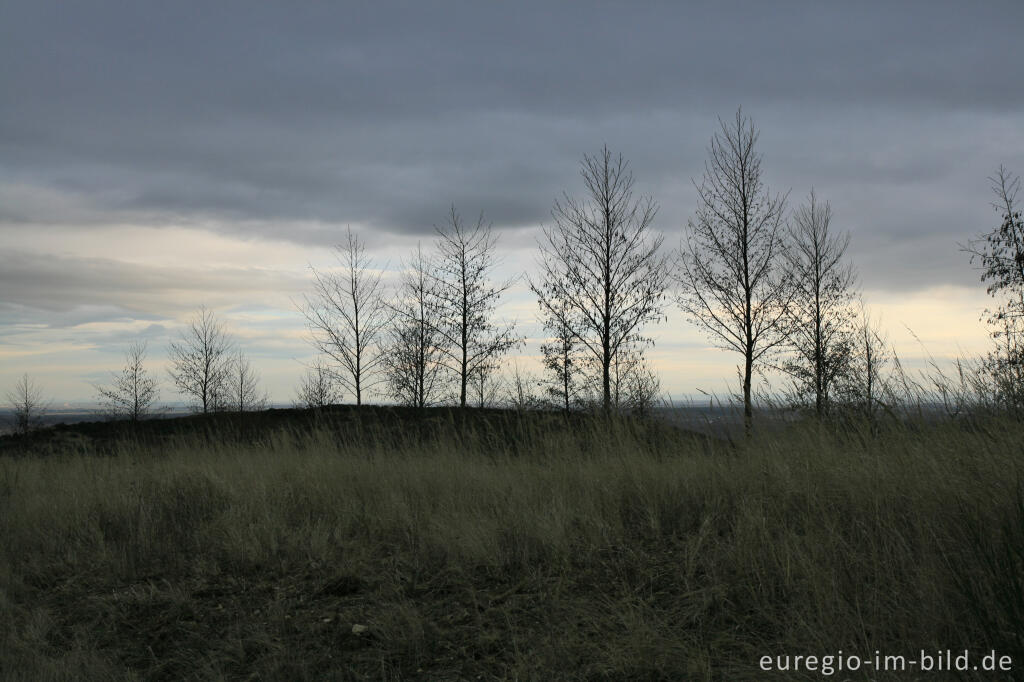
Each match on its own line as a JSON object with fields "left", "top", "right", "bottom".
{"left": 2, "top": 305, "right": 269, "bottom": 434}
{"left": 300, "top": 210, "right": 521, "bottom": 409}
{"left": 164, "top": 305, "right": 268, "bottom": 414}
{"left": 91, "top": 306, "right": 267, "bottom": 423}
{"left": 6, "top": 108, "right": 1019, "bottom": 435}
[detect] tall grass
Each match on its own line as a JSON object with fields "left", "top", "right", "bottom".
{"left": 1, "top": 412, "right": 1023, "bottom": 679}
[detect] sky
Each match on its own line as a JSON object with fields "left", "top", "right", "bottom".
{"left": 2, "top": 0, "right": 1023, "bottom": 405}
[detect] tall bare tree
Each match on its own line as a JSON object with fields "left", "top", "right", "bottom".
{"left": 168, "top": 306, "right": 234, "bottom": 414}
{"left": 532, "top": 146, "right": 668, "bottom": 414}
{"left": 5, "top": 373, "right": 48, "bottom": 435}
{"left": 383, "top": 244, "right": 447, "bottom": 408}
{"left": 432, "top": 206, "right": 519, "bottom": 407}
{"left": 781, "top": 190, "right": 858, "bottom": 417}
{"left": 302, "top": 227, "right": 391, "bottom": 405}
{"left": 228, "top": 348, "right": 268, "bottom": 411}
{"left": 295, "top": 359, "right": 343, "bottom": 410}
{"left": 95, "top": 341, "right": 160, "bottom": 423}
{"left": 963, "top": 166, "right": 1024, "bottom": 409}
{"left": 674, "top": 109, "right": 791, "bottom": 432}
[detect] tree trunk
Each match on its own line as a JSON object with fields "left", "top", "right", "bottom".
{"left": 743, "top": 349, "right": 753, "bottom": 435}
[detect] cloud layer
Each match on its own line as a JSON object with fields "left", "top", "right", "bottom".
{"left": 1, "top": 1, "right": 1020, "bottom": 399}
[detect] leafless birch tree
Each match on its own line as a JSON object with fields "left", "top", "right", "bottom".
{"left": 228, "top": 348, "right": 268, "bottom": 411}
{"left": 836, "top": 303, "right": 892, "bottom": 420}
{"left": 432, "top": 206, "right": 519, "bottom": 407}
{"left": 168, "top": 306, "right": 233, "bottom": 414}
{"left": 95, "top": 341, "right": 160, "bottom": 423}
{"left": 383, "top": 244, "right": 447, "bottom": 408}
{"left": 674, "top": 109, "right": 791, "bottom": 432}
{"left": 532, "top": 146, "right": 668, "bottom": 414}
{"left": 302, "top": 227, "right": 391, "bottom": 405}
{"left": 295, "top": 359, "right": 343, "bottom": 410}
{"left": 5, "top": 373, "right": 48, "bottom": 435}
{"left": 540, "top": 298, "right": 585, "bottom": 413}
{"left": 781, "top": 190, "right": 858, "bottom": 417}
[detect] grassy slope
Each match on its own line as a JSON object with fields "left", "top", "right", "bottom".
{"left": 1, "top": 408, "right": 1023, "bottom": 680}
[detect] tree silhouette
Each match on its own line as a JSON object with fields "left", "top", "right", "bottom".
{"left": 6, "top": 373, "right": 48, "bottom": 435}
{"left": 674, "top": 109, "right": 791, "bottom": 432}
{"left": 228, "top": 347, "right": 268, "bottom": 411}
{"left": 295, "top": 359, "right": 343, "bottom": 410}
{"left": 963, "top": 166, "right": 1024, "bottom": 409}
{"left": 383, "top": 244, "right": 447, "bottom": 408}
{"left": 168, "top": 306, "right": 233, "bottom": 414}
{"left": 781, "top": 190, "right": 858, "bottom": 417}
{"left": 532, "top": 146, "right": 668, "bottom": 414}
{"left": 95, "top": 341, "right": 160, "bottom": 423}
{"left": 302, "top": 227, "right": 391, "bottom": 405}
{"left": 432, "top": 206, "right": 519, "bottom": 408}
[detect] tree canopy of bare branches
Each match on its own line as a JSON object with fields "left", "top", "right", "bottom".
{"left": 782, "top": 190, "right": 858, "bottom": 416}
{"left": 532, "top": 146, "right": 668, "bottom": 414}
{"left": 95, "top": 341, "right": 160, "bottom": 423}
{"left": 6, "top": 373, "right": 48, "bottom": 435}
{"left": 432, "top": 206, "right": 519, "bottom": 408}
{"left": 302, "top": 227, "right": 392, "bottom": 405}
{"left": 674, "top": 109, "right": 791, "bottom": 431}
{"left": 168, "top": 306, "right": 234, "bottom": 414}
{"left": 384, "top": 244, "right": 447, "bottom": 408}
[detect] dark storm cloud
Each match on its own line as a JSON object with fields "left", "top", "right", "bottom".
{"left": 2, "top": 0, "right": 1023, "bottom": 288}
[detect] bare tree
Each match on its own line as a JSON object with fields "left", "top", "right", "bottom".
{"left": 962, "top": 166, "right": 1024, "bottom": 409}
{"left": 505, "top": 360, "right": 542, "bottom": 411}
{"left": 837, "top": 303, "right": 892, "bottom": 420}
{"left": 5, "top": 373, "right": 48, "bottom": 435}
{"left": 228, "top": 348, "right": 268, "bottom": 411}
{"left": 95, "top": 341, "right": 160, "bottom": 423}
{"left": 470, "top": 360, "right": 503, "bottom": 409}
{"left": 168, "top": 306, "right": 234, "bottom": 414}
{"left": 580, "top": 344, "right": 660, "bottom": 415}
{"left": 674, "top": 109, "right": 791, "bottom": 432}
{"left": 621, "top": 353, "right": 662, "bottom": 417}
{"left": 295, "top": 360, "right": 343, "bottom": 410}
{"left": 532, "top": 146, "right": 668, "bottom": 414}
{"left": 432, "top": 206, "right": 520, "bottom": 407}
{"left": 781, "top": 190, "right": 858, "bottom": 417}
{"left": 383, "top": 244, "right": 447, "bottom": 408}
{"left": 539, "top": 298, "right": 585, "bottom": 413}
{"left": 302, "top": 227, "right": 392, "bottom": 405}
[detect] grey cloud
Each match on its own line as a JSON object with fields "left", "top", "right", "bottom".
{"left": 0, "top": 250, "right": 307, "bottom": 320}
{"left": 1, "top": 0, "right": 1022, "bottom": 291}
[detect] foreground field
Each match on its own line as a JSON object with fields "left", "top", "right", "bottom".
{"left": 1, "top": 409, "right": 1023, "bottom": 680}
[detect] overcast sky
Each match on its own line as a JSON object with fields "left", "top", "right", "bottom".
{"left": 2, "top": 1, "right": 1022, "bottom": 404}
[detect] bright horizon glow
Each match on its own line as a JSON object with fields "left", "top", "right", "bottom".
{"left": 0, "top": 223, "right": 994, "bottom": 405}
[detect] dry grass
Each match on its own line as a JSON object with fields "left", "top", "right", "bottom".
{"left": 1, "top": 411, "right": 1022, "bottom": 680}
